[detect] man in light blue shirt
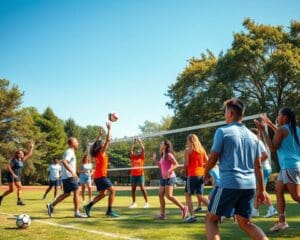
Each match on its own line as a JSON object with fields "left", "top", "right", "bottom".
{"left": 204, "top": 98, "right": 268, "bottom": 240}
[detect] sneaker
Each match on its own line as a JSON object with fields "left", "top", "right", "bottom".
{"left": 181, "top": 206, "right": 188, "bottom": 219}
{"left": 270, "top": 221, "right": 289, "bottom": 231}
{"left": 0, "top": 195, "right": 3, "bottom": 205}
{"left": 47, "top": 203, "right": 54, "bottom": 217}
{"left": 106, "top": 211, "right": 119, "bottom": 218}
{"left": 84, "top": 205, "right": 91, "bottom": 217}
{"left": 144, "top": 202, "right": 150, "bottom": 208}
{"left": 251, "top": 209, "right": 259, "bottom": 217}
{"left": 154, "top": 214, "right": 167, "bottom": 220}
{"left": 74, "top": 212, "right": 88, "bottom": 218}
{"left": 17, "top": 200, "right": 25, "bottom": 206}
{"left": 194, "top": 207, "right": 202, "bottom": 213}
{"left": 220, "top": 216, "right": 229, "bottom": 224}
{"left": 183, "top": 216, "right": 197, "bottom": 223}
{"left": 264, "top": 208, "right": 278, "bottom": 218}
{"left": 129, "top": 202, "right": 137, "bottom": 209}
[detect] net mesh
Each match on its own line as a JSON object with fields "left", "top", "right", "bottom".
{"left": 89, "top": 113, "right": 264, "bottom": 185}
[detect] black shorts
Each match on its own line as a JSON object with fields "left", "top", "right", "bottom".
{"left": 185, "top": 176, "right": 204, "bottom": 194}
{"left": 49, "top": 180, "right": 60, "bottom": 187}
{"left": 94, "top": 177, "right": 113, "bottom": 191}
{"left": 6, "top": 173, "right": 21, "bottom": 183}
{"left": 62, "top": 177, "right": 79, "bottom": 193}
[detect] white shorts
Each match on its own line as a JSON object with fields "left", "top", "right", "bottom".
{"left": 277, "top": 168, "right": 300, "bottom": 184}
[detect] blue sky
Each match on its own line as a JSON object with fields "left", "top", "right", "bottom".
{"left": 0, "top": 0, "right": 299, "bottom": 138}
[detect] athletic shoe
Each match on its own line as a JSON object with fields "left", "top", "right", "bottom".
{"left": 154, "top": 214, "right": 167, "bottom": 220}
{"left": 194, "top": 207, "right": 202, "bottom": 213}
{"left": 17, "top": 200, "right": 25, "bottom": 206}
{"left": 84, "top": 205, "right": 91, "bottom": 217}
{"left": 181, "top": 206, "right": 188, "bottom": 219}
{"left": 106, "top": 211, "right": 119, "bottom": 218}
{"left": 47, "top": 203, "right": 54, "bottom": 217}
{"left": 129, "top": 202, "right": 137, "bottom": 209}
{"left": 143, "top": 202, "right": 150, "bottom": 208}
{"left": 264, "top": 208, "right": 278, "bottom": 218}
{"left": 251, "top": 209, "right": 259, "bottom": 217}
{"left": 74, "top": 212, "right": 88, "bottom": 218}
{"left": 183, "top": 216, "right": 197, "bottom": 223}
{"left": 270, "top": 221, "right": 289, "bottom": 231}
{"left": 0, "top": 195, "right": 3, "bottom": 205}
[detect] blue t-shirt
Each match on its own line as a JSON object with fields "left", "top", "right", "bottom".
{"left": 211, "top": 122, "right": 261, "bottom": 189}
{"left": 277, "top": 125, "right": 300, "bottom": 169}
{"left": 209, "top": 167, "right": 220, "bottom": 187}
{"left": 10, "top": 158, "right": 24, "bottom": 176}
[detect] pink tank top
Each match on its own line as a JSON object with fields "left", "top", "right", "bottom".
{"left": 159, "top": 153, "right": 176, "bottom": 179}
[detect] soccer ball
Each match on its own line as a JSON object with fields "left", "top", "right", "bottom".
{"left": 16, "top": 214, "right": 31, "bottom": 229}
{"left": 108, "top": 112, "right": 119, "bottom": 122}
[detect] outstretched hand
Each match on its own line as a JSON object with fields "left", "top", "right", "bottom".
{"left": 106, "top": 121, "right": 111, "bottom": 130}
{"left": 30, "top": 140, "right": 35, "bottom": 148}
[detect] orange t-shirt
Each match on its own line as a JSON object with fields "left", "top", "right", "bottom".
{"left": 187, "top": 149, "right": 207, "bottom": 177}
{"left": 93, "top": 152, "right": 108, "bottom": 178}
{"left": 130, "top": 153, "right": 144, "bottom": 176}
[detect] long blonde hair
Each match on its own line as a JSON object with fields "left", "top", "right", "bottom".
{"left": 187, "top": 134, "right": 203, "bottom": 153}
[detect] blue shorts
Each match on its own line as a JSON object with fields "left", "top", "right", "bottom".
{"left": 185, "top": 176, "right": 204, "bottom": 194}
{"left": 80, "top": 174, "right": 92, "bottom": 185}
{"left": 208, "top": 187, "right": 255, "bottom": 219}
{"left": 94, "top": 177, "right": 113, "bottom": 191}
{"left": 49, "top": 180, "right": 60, "bottom": 187}
{"left": 263, "top": 168, "right": 272, "bottom": 185}
{"left": 160, "top": 177, "right": 176, "bottom": 186}
{"left": 6, "top": 173, "right": 21, "bottom": 183}
{"left": 62, "top": 177, "right": 79, "bottom": 193}
{"left": 130, "top": 175, "right": 145, "bottom": 185}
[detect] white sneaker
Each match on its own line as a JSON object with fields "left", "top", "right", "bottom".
{"left": 129, "top": 202, "right": 137, "bottom": 209}
{"left": 264, "top": 208, "right": 278, "bottom": 218}
{"left": 270, "top": 221, "right": 289, "bottom": 231}
{"left": 144, "top": 202, "right": 150, "bottom": 208}
{"left": 251, "top": 209, "right": 259, "bottom": 217}
{"left": 74, "top": 212, "right": 88, "bottom": 218}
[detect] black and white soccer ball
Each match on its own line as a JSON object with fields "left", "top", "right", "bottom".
{"left": 16, "top": 214, "right": 31, "bottom": 229}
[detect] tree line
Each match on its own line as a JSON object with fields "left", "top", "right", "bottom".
{"left": 1, "top": 19, "right": 299, "bottom": 184}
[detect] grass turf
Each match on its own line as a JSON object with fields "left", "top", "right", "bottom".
{"left": 0, "top": 187, "right": 299, "bottom": 240}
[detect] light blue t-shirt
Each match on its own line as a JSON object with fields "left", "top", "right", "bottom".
{"left": 211, "top": 122, "right": 261, "bottom": 189}
{"left": 48, "top": 163, "right": 62, "bottom": 181}
{"left": 209, "top": 167, "right": 220, "bottom": 187}
{"left": 277, "top": 125, "right": 300, "bottom": 169}
{"left": 61, "top": 148, "right": 76, "bottom": 180}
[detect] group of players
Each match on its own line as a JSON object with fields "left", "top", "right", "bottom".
{"left": 0, "top": 98, "right": 299, "bottom": 240}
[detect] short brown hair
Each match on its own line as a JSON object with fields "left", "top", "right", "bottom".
{"left": 224, "top": 98, "right": 245, "bottom": 119}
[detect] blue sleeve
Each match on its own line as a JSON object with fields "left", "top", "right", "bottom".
{"left": 211, "top": 128, "right": 223, "bottom": 153}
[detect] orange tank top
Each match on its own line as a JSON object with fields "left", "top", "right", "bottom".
{"left": 130, "top": 153, "right": 145, "bottom": 176}
{"left": 93, "top": 152, "right": 108, "bottom": 178}
{"left": 187, "top": 149, "right": 207, "bottom": 176}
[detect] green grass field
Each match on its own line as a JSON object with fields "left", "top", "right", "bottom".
{"left": 0, "top": 186, "right": 299, "bottom": 240}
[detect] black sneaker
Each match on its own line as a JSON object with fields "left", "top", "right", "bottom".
{"left": 194, "top": 207, "right": 202, "bottom": 213}
{"left": 47, "top": 203, "right": 54, "bottom": 217}
{"left": 17, "top": 200, "right": 26, "bottom": 206}
{"left": 0, "top": 195, "right": 3, "bottom": 205}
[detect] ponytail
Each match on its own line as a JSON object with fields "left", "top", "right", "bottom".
{"left": 280, "top": 108, "right": 300, "bottom": 146}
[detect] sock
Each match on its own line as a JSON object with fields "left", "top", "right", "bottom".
{"left": 87, "top": 201, "right": 94, "bottom": 208}
{"left": 107, "top": 206, "right": 112, "bottom": 213}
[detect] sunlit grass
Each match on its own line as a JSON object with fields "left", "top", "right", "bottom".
{"left": 0, "top": 187, "right": 299, "bottom": 239}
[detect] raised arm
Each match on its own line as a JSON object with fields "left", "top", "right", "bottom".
{"left": 130, "top": 138, "right": 136, "bottom": 155}
{"left": 100, "top": 121, "right": 111, "bottom": 153}
{"left": 137, "top": 138, "right": 145, "bottom": 154}
{"left": 23, "top": 141, "right": 35, "bottom": 161}
{"left": 260, "top": 115, "right": 277, "bottom": 132}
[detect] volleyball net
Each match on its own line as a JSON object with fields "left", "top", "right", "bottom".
{"left": 90, "top": 113, "right": 264, "bottom": 186}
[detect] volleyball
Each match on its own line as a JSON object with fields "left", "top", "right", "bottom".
{"left": 108, "top": 112, "right": 119, "bottom": 122}
{"left": 16, "top": 214, "right": 31, "bottom": 229}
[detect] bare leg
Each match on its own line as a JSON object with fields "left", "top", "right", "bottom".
{"left": 1, "top": 182, "right": 14, "bottom": 198}
{"left": 51, "top": 192, "right": 71, "bottom": 207}
{"left": 165, "top": 185, "right": 184, "bottom": 210}
{"left": 14, "top": 181, "right": 22, "bottom": 200}
{"left": 236, "top": 214, "right": 268, "bottom": 240}
{"left": 185, "top": 193, "right": 194, "bottom": 216}
{"left": 81, "top": 184, "right": 86, "bottom": 202}
{"left": 131, "top": 184, "right": 137, "bottom": 203}
{"left": 286, "top": 182, "right": 300, "bottom": 203}
{"left": 205, "top": 213, "right": 221, "bottom": 240}
{"left": 87, "top": 184, "right": 92, "bottom": 202}
{"left": 73, "top": 188, "right": 80, "bottom": 212}
{"left": 275, "top": 181, "right": 286, "bottom": 223}
{"left": 107, "top": 186, "right": 116, "bottom": 208}
{"left": 158, "top": 186, "right": 166, "bottom": 215}
{"left": 140, "top": 184, "right": 148, "bottom": 203}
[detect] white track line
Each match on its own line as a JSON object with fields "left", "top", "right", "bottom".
{"left": 0, "top": 212, "right": 143, "bottom": 240}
